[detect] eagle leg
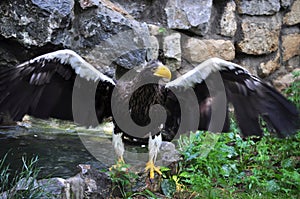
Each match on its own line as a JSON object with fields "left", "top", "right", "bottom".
{"left": 145, "top": 133, "right": 162, "bottom": 179}
{"left": 111, "top": 133, "right": 125, "bottom": 168}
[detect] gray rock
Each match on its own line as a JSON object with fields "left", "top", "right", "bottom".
{"left": 183, "top": 37, "right": 235, "bottom": 63}
{"left": 258, "top": 52, "right": 280, "bottom": 77}
{"left": 237, "top": 15, "right": 281, "bottom": 55}
{"left": 165, "top": 0, "right": 212, "bottom": 35}
{"left": 110, "top": 0, "right": 168, "bottom": 25}
{"left": 0, "top": 0, "right": 151, "bottom": 76}
{"left": 79, "top": 0, "right": 100, "bottom": 9}
{"left": 280, "top": 0, "right": 292, "bottom": 8}
{"left": 283, "top": 0, "right": 300, "bottom": 25}
{"left": 110, "top": 0, "right": 146, "bottom": 18}
{"left": 148, "top": 24, "right": 164, "bottom": 36}
{"left": 236, "top": 0, "right": 281, "bottom": 15}
{"left": 220, "top": 1, "right": 237, "bottom": 37}
{"left": 32, "top": 0, "right": 74, "bottom": 16}
{"left": 0, "top": 0, "right": 73, "bottom": 47}
{"left": 160, "top": 141, "right": 181, "bottom": 166}
{"left": 40, "top": 165, "right": 112, "bottom": 199}
{"left": 282, "top": 33, "right": 300, "bottom": 61}
{"left": 149, "top": 35, "right": 160, "bottom": 61}
{"left": 67, "top": 4, "right": 151, "bottom": 72}
{"left": 81, "top": 166, "right": 112, "bottom": 198}
{"left": 163, "top": 33, "right": 182, "bottom": 70}
{"left": 15, "top": 177, "right": 39, "bottom": 191}
{"left": 287, "top": 56, "right": 300, "bottom": 69}
{"left": 236, "top": 58, "right": 258, "bottom": 76}
{"left": 273, "top": 68, "right": 300, "bottom": 91}
{"left": 0, "top": 177, "right": 51, "bottom": 199}
{"left": 38, "top": 178, "right": 66, "bottom": 198}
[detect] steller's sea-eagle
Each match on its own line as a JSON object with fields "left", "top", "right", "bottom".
{"left": 0, "top": 49, "right": 299, "bottom": 178}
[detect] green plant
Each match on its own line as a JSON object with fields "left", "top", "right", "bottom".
{"left": 176, "top": 126, "right": 300, "bottom": 198}
{"left": 109, "top": 162, "right": 139, "bottom": 198}
{"left": 109, "top": 162, "right": 192, "bottom": 198}
{"left": 109, "top": 162, "right": 167, "bottom": 198}
{"left": 284, "top": 70, "right": 300, "bottom": 109}
{"left": 0, "top": 153, "right": 10, "bottom": 194}
{"left": 0, "top": 154, "right": 48, "bottom": 198}
{"left": 158, "top": 27, "right": 167, "bottom": 34}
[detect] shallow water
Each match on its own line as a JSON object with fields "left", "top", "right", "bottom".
{"left": 0, "top": 117, "right": 116, "bottom": 179}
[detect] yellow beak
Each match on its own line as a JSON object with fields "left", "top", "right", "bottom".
{"left": 153, "top": 65, "right": 172, "bottom": 80}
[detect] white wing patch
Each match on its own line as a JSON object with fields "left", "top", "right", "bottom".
{"left": 166, "top": 57, "right": 253, "bottom": 89}
{"left": 19, "top": 49, "right": 115, "bottom": 85}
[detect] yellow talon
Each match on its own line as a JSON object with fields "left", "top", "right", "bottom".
{"left": 145, "top": 160, "right": 162, "bottom": 179}
{"left": 118, "top": 156, "right": 125, "bottom": 164}
{"left": 110, "top": 156, "right": 126, "bottom": 171}
{"left": 111, "top": 133, "right": 126, "bottom": 171}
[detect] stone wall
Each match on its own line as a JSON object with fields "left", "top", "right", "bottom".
{"left": 0, "top": 0, "right": 299, "bottom": 90}
{"left": 144, "top": 0, "right": 300, "bottom": 91}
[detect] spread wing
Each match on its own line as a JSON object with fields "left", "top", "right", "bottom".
{"left": 166, "top": 58, "right": 299, "bottom": 137}
{"left": 0, "top": 49, "right": 115, "bottom": 125}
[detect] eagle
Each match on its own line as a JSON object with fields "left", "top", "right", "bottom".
{"left": 0, "top": 49, "right": 299, "bottom": 179}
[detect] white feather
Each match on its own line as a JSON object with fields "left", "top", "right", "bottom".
{"left": 112, "top": 133, "right": 125, "bottom": 158}
{"left": 166, "top": 57, "right": 252, "bottom": 89}
{"left": 19, "top": 49, "right": 115, "bottom": 85}
{"left": 148, "top": 133, "right": 162, "bottom": 164}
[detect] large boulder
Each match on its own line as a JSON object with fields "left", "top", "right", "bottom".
{"left": 282, "top": 33, "right": 300, "bottom": 61}
{"left": 0, "top": 0, "right": 74, "bottom": 47}
{"left": 183, "top": 38, "right": 235, "bottom": 63}
{"left": 237, "top": 15, "right": 281, "bottom": 55}
{"left": 236, "top": 0, "right": 281, "bottom": 15}
{"left": 0, "top": 0, "right": 151, "bottom": 76}
{"left": 283, "top": 0, "right": 300, "bottom": 25}
{"left": 220, "top": 1, "right": 237, "bottom": 37}
{"left": 164, "top": 0, "right": 213, "bottom": 36}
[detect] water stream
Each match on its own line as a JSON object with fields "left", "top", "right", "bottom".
{"left": 0, "top": 118, "right": 144, "bottom": 178}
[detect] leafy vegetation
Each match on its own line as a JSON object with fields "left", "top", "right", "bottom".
{"left": 0, "top": 155, "right": 48, "bottom": 199}
{"left": 108, "top": 125, "right": 299, "bottom": 199}
{"left": 109, "top": 162, "right": 163, "bottom": 198}
{"left": 174, "top": 129, "right": 300, "bottom": 198}
{"left": 109, "top": 162, "right": 139, "bottom": 198}
{"left": 285, "top": 70, "right": 300, "bottom": 109}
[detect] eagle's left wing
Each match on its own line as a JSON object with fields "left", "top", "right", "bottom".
{"left": 0, "top": 49, "right": 115, "bottom": 125}
{"left": 165, "top": 58, "right": 299, "bottom": 137}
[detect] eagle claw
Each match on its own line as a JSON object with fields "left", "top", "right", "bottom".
{"left": 145, "top": 160, "right": 162, "bottom": 179}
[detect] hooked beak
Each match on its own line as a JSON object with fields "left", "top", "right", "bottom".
{"left": 153, "top": 64, "right": 172, "bottom": 80}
